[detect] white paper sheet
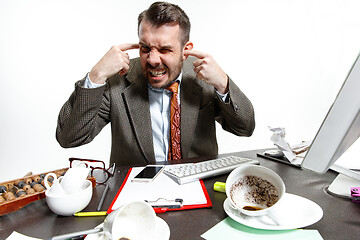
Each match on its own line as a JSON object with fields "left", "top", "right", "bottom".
{"left": 269, "top": 127, "right": 297, "bottom": 161}
{"left": 110, "top": 166, "right": 208, "bottom": 211}
{"left": 268, "top": 126, "right": 311, "bottom": 165}
{"left": 6, "top": 232, "right": 41, "bottom": 240}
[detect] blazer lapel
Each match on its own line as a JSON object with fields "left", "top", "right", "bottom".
{"left": 122, "top": 64, "right": 155, "bottom": 163}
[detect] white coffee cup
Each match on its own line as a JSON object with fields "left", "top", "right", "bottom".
{"left": 60, "top": 166, "right": 90, "bottom": 194}
{"left": 50, "top": 201, "right": 170, "bottom": 240}
{"left": 44, "top": 173, "right": 65, "bottom": 196}
{"left": 103, "top": 201, "right": 158, "bottom": 240}
{"left": 45, "top": 180, "right": 93, "bottom": 216}
{"left": 226, "top": 165, "right": 285, "bottom": 218}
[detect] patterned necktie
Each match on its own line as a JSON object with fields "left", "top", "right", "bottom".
{"left": 166, "top": 81, "right": 181, "bottom": 160}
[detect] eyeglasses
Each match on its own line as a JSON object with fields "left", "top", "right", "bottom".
{"left": 69, "top": 157, "right": 115, "bottom": 185}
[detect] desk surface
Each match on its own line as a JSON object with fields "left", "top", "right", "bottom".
{"left": 1, "top": 149, "right": 360, "bottom": 240}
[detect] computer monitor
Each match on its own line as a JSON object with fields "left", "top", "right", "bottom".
{"left": 301, "top": 51, "right": 360, "bottom": 198}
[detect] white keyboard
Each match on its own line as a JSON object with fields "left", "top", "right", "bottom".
{"left": 163, "top": 156, "right": 260, "bottom": 184}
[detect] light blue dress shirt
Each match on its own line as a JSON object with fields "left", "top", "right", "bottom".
{"left": 147, "top": 73, "right": 182, "bottom": 161}
{"left": 84, "top": 72, "right": 228, "bottom": 162}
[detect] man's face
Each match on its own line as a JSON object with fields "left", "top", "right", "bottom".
{"left": 138, "top": 20, "right": 191, "bottom": 88}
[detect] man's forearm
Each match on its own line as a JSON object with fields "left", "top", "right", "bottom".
{"left": 216, "top": 78, "right": 255, "bottom": 137}
{"left": 56, "top": 79, "right": 109, "bottom": 148}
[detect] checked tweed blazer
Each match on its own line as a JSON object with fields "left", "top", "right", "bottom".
{"left": 56, "top": 57, "right": 255, "bottom": 166}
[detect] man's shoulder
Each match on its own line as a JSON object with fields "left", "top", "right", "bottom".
{"left": 182, "top": 56, "right": 197, "bottom": 79}
{"left": 182, "top": 56, "right": 213, "bottom": 92}
{"left": 183, "top": 56, "right": 197, "bottom": 69}
{"left": 129, "top": 57, "right": 142, "bottom": 73}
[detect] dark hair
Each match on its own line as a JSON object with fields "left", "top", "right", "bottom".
{"left": 138, "top": 1, "right": 191, "bottom": 46}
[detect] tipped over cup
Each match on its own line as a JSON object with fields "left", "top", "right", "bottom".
{"left": 104, "top": 201, "right": 159, "bottom": 240}
{"left": 226, "top": 165, "right": 285, "bottom": 218}
{"left": 50, "top": 201, "right": 170, "bottom": 240}
{"left": 45, "top": 179, "right": 93, "bottom": 216}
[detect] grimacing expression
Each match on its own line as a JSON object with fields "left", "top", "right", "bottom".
{"left": 138, "top": 20, "right": 192, "bottom": 88}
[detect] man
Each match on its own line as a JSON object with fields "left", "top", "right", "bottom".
{"left": 56, "top": 1, "right": 255, "bottom": 166}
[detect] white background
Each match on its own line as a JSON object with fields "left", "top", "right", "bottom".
{"left": 1, "top": 0, "right": 360, "bottom": 182}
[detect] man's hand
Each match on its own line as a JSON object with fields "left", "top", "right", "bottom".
{"left": 89, "top": 43, "right": 139, "bottom": 84}
{"left": 185, "top": 50, "right": 229, "bottom": 94}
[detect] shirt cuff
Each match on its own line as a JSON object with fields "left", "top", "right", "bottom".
{"left": 216, "top": 90, "right": 229, "bottom": 102}
{"left": 84, "top": 72, "right": 106, "bottom": 89}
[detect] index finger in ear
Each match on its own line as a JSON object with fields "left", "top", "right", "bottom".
{"left": 118, "top": 43, "right": 140, "bottom": 52}
{"left": 184, "top": 50, "right": 208, "bottom": 59}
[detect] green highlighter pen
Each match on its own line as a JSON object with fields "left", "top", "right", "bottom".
{"left": 213, "top": 181, "right": 226, "bottom": 193}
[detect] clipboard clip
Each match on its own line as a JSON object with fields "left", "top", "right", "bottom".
{"left": 145, "top": 198, "right": 183, "bottom": 209}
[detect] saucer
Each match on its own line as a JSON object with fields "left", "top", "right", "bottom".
{"left": 224, "top": 193, "right": 323, "bottom": 230}
{"left": 85, "top": 216, "right": 170, "bottom": 240}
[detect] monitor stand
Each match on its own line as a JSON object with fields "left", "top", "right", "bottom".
{"left": 326, "top": 141, "right": 360, "bottom": 198}
{"left": 327, "top": 173, "right": 360, "bottom": 198}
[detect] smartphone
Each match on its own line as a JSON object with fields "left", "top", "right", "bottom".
{"left": 131, "top": 166, "right": 164, "bottom": 182}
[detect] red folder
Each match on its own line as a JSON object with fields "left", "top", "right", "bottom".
{"left": 107, "top": 168, "right": 212, "bottom": 214}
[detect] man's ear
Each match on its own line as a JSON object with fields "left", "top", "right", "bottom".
{"left": 183, "top": 41, "right": 193, "bottom": 60}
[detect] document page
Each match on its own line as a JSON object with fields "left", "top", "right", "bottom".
{"left": 110, "top": 166, "right": 208, "bottom": 211}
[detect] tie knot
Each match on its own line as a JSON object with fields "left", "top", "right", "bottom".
{"left": 166, "top": 81, "right": 179, "bottom": 94}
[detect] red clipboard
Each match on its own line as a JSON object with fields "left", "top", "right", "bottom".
{"left": 107, "top": 167, "right": 212, "bottom": 214}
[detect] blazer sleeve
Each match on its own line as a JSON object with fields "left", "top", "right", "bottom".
{"left": 56, "top": 78, "right": 111, "bottom": 148}
{"left": 215, "top": 76, "right": 255, "bottom": 137}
